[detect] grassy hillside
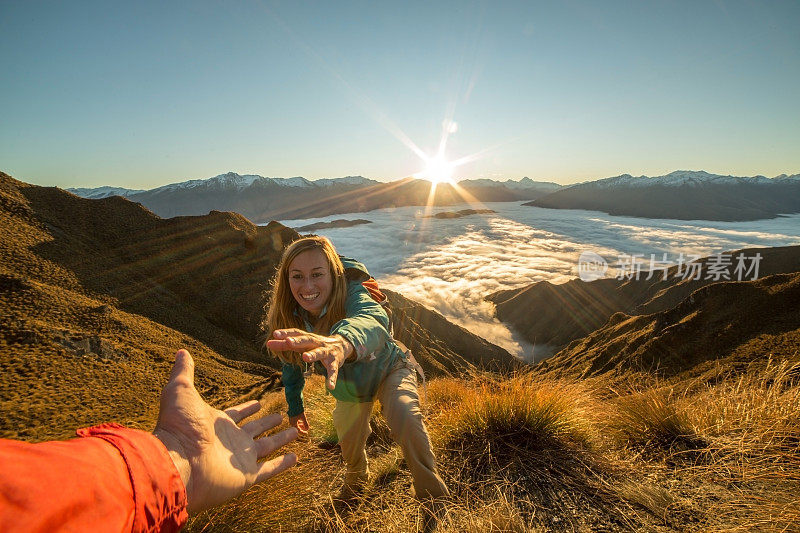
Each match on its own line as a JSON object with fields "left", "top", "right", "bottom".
{"left": 186, "top": 359, "right": 800, "bottom": 532}
{"left": 539, "top": 271, "right": 800, "bottom": 383}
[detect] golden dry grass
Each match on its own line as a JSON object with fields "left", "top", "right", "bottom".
{"left": 181, "top": 359, "right": 800, "bottom": 532}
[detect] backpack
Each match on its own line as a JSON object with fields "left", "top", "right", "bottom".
{"left": 344, "top": 267, "right": 393, "bottom": 337}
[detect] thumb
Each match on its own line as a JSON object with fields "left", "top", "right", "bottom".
{"left": 169, "top": 349, "right": 195, "bottom": 387}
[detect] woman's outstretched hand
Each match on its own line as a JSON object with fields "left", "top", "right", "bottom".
{"left": 267, "top": 329, "right": 354, "bottom": 390}
{"left": 153, "top": 349, "right": 299, "bottom": 515}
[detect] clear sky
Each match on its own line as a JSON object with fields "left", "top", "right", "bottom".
{"left": 1, "top": 1, "right": 799, "bottom": 189}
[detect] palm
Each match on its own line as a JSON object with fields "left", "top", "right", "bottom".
{"left": 154, "top": 350, "right": 298, "bottom": 514}
{"left": 267, "top": 329, "right": 352, "bottom": 389}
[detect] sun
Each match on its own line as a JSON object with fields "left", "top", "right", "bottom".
{"left": 418, "top": 153, "right": 455, "bottom": 184}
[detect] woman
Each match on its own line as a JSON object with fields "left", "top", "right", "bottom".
{"left": 264, "top": 236, "right": 449, "bottom": 500}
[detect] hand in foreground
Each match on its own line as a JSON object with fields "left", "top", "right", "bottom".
{"left": 267, "top": 329, "right": 354, "bottom": 390}
{"left": 153, "top": 349, "right": 298, "bottom": 515}
{"left": 289, "top": 413, "right": 310, "bottom": 438}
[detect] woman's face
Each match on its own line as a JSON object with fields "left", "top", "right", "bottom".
{"left": 287, "top": 248, "right": 333, "bottom": 318}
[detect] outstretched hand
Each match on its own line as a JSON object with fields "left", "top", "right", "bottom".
{"left": 153, "top": 349, "right": 298, "bottom": 515}
{"left": 267, "top": 329, "right": 354, "bottom": 390}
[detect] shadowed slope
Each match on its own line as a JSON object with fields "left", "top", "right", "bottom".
{"left": 539, "top": 271, "right": 800, "bottom": 380}
{"left": 12, "top": 176, "right": 296, "bottom": 360}
{"left": 488, "top": 245, "right": 800, "bottom": 354}
{"left": 526, "top": 176, "right": 800, "bottom": 221}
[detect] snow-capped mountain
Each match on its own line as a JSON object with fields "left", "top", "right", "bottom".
{"left": 458, "top": 177, "right": 562, "bottom": 191}
{"left": 586, "top": 170, "right": 786, "bottom": 188}
{"left": 67, "top": 186, "right": 144, "bottom": 199}
{"left": 314, "top": 176, "right": 376, "bottom": 187}
{"left": 144, "top": 172, "right": 377, "bottom": 194}
{"left": 526, "top": 170, "right": 800, "bottom": 221}
{"left": 66, "top": 172, "right": 388, "bottom": 222}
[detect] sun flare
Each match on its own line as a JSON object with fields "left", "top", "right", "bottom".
{"left": 419, "top": 153, "right": 455, "bottom": 184}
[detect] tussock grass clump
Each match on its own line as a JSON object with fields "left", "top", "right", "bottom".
{"left": 611, "top": 388, "right": 707, "bottom": 454}
{"left": 681, "top": 359, "right": 800, "bottom": 532}
{"left": 436, "top": 374, "right": 596, "bottom": 474}
{"left": 692, "top": 359, "right": 800, "bottom": 457}
{"left": 425, "top": 377, "right": 474, "bottom": 410}
{"left": 429, "top": 374, "right": 645, "bottom": 530}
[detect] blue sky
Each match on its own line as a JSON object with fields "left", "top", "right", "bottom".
{"left": 1, "top": 1, "right": 798, "bottom": 189}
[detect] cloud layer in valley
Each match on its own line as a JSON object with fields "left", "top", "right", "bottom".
{"left": 279, "top": 203, "right": 800, "bottom": 359}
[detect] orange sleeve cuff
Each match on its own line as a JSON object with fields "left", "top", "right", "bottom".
{"left": 77, "top": 423, "right": 188, "bottom": 532}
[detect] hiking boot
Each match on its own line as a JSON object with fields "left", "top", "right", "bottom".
{"left": 331, "top": 480, "right": 366, "bottom": 513}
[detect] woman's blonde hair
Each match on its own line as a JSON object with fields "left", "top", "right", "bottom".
{"left": 264, "top": 236, "right": 348, "bottom": 365}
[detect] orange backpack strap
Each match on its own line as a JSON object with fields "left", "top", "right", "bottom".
{"left": 360, "top": 277, "right": 387, "bottom": 305}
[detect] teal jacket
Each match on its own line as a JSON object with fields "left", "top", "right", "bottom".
{"left": 281, "top": 257, "right": 404, "bottom": 416}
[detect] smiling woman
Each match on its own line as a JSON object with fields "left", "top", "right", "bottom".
{"left": 263, "top": 236, "right": 451, "bottom": 503}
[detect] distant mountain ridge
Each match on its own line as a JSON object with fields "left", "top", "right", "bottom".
{"left": 525, "top": 170, "right": 800, "bottom": 221}
{"left": 143, "top": 172, "right": 379, "bottom": 193}
{"left": 68, "top": 169, "right": 800, "bottom": 223}
{"left": 580, "top": 170, "right": 798, "bottom": 188}
{"left": 67, "top": 185, "right": 146, "bottom": 199}
{"left": 67, "top": 172, "right": 561, "bottom": 222}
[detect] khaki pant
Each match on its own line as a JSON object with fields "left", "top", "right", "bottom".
{"left": 332, "top": 359, "right": 449, "bottom": 500}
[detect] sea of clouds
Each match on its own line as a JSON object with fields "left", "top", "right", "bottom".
{"left": 277, "top": 202, "right": 800, "bottom": 360}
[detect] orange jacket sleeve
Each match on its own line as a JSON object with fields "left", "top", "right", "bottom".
{"left": 0, "top": 423, "right": 187, "bottom": 532}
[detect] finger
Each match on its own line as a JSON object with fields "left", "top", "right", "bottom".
{"left": 326, "top": 359, "right": 339, "bottom": 390}
{"left": 284, "top": 335, "right": 323, "bottom": 350}
{"left": 224, "top": 400, "right": 261, "bottom": 423}
{"left": 255, "top": 452, "right": 298, "bottom": 484}
{"left": 301, "top": 347, "right": 331, "bottom": 363}
{"left": 255, "top": 426, "right": 299, "bottom": 458}
{"left": 242, "top": 412, "right": 283, "bottom": 439}
{"left": 266, "top": 338, "right": 292, "bottom": 352}
{"left": 271, "top": 328, "right": 307, "bottom": 339}
{"left": 268, "top": 336, "right": 322, "bottom": 353}
{"left": 169, "top": 349, "right": 195, "bottom": 387}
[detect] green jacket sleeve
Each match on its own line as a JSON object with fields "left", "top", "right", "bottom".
{"left": 282, "top": 362, "right": 306, "bottom": 417}
{"left": 330, "top": 281, "right": 391, "bottom": 362}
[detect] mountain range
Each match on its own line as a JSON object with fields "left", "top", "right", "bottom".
{"left": 68, "top": 172, "right": 561, "bottom": 223}
{"left": 7, "top": 165, "right": 800, "bottom": 439}
{"left": 68, "top": 169, "right": 800, "bottom": 223}
{"left": 525, "top": 170, "right": 800, "bottom": 221}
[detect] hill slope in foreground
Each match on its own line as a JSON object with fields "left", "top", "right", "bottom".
{"left": 2, "top": 171, "right": 799, "bottom": 531}
{"left": 0, "top": 171, "right": 515, "bottom": 442}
